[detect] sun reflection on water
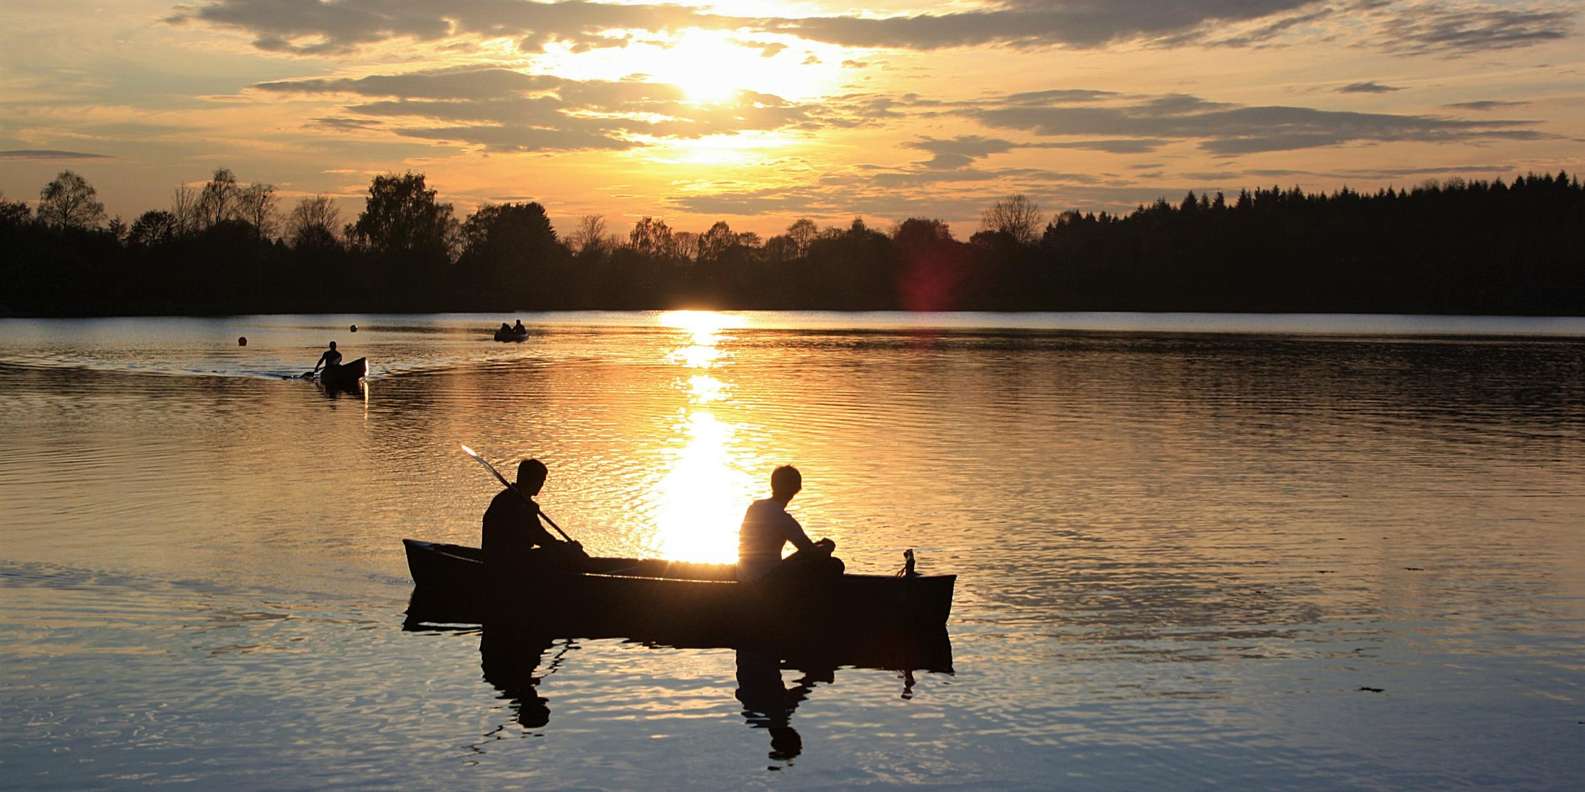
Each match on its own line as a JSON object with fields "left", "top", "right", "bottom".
{"left": 653, "top": 410, "right": 752, "bottom": 562}
{"left": 648, "top": 311, "right": 755, "bottom": 562}
{"left": 659, "top": 310, "right": 749, "bottom": 345}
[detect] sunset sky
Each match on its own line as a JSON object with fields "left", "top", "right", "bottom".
{"left": 2, "top": 0, "right": 1581, "bottom": 236}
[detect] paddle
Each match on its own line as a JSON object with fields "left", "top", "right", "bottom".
{"left": 460, "top": 443, "right": 575, "bottom": 543}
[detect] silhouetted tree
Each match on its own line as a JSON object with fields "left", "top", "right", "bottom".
{"left": 568, "top": 214, "right": 607, "bottom": 254}
{"left": 170, "top": 184, "right": 201, "bottom": 234}
{"left": 673, "top": 231, "right": 700, "bottom": 262}
{"left": 458, "top": 201, "right": 560, "bottom": 306}
{"left": 762, "top": 234, "right": 797, "bottom": 263}
{"left": 36, "top": 171, "right": 106, "bottom": 229}
{"left": 237, "top": 182, "right": 278, "bottom": 239}
{"left": 4, "top": 170, "right": 1583, "bottom": 317}
{"left": 629, "top": 216, "right": 675, "bottom": 259}
{"left": 0, "top": 193, "right": 30, "bottom": 226}
{"left": 786, "top": 218, "right": 818, "bottom": 257}
{"left": 980, "top": 194, "right": 1042, "bottom": 245}
{"left": 196, "top": 168, "right": 240, "bottom": 230}
{"left": 894, "top": 218, "right": 966, "bottom": 311}
{"left": 348, "top": 172, "right": 458, "bottom": 258}
{"left": 286, "top": 195, "right": 341, "bottom": 250}
{"left": 697, "top": 221, "right": 737, "bottom": 263}
{"left": 127, "top": 211, "right": 179, "bottom": 247}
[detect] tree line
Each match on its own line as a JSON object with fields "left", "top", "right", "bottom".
{"left": 2, "top": 167, "right": 1582, "bottom": 316}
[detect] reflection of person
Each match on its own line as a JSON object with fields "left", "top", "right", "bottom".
{"left": 737, "top": 465, "right": 841, "bottom": 583}
{"left": 735, "top": 650, "right": 831, "bottom": 762}
{"left": 480, "top": 627, "right": 554, "bottom": 728}
{"left": 482, "top": 459, "right": 584, "bottom": 582}
{"left": 311, "top": 341, "right": 342, "bottom": 375}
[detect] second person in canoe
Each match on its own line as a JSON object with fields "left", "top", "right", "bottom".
{"left": 737, "top": 465, "right": 842, "bottom": 583}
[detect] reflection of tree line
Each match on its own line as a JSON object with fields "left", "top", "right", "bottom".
{"left": 468, "top": 623, "right": 950, "bottom": 764}
{"left": 4, "top": 168, "right": 1581, "bottom": 316}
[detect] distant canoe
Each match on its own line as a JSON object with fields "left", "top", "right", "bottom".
{"left": 493, "top": 328, "right": 529, "bottom": 342}
{"left": 319, "top": 357, "right": 366, "bottom": 390}
{"left": 401, "top": 539, "right": 956, "bottom": 637}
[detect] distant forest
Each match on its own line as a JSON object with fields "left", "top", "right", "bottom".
{"left": 3, "top": 168, "right": 1582, "bottom": 317}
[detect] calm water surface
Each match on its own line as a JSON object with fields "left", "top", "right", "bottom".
{"left": 2, "top": 312, "right": 1583, "bottom": 789}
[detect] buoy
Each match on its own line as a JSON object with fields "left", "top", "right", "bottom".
{"left": 349, "top": 324, "right": 358, "bottom": 332}
{"left": 238, "top": 336, "right": 247, "bottom": 346}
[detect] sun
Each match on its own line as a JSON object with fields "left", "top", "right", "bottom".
{"left": 646, "top": 29, "right": 838, "bottom": 104}
{"left": 536, "top": 27, "right": 845, "bottom": 107}
{"left": 648, "top": 30, "right": 770, "bottom": 103}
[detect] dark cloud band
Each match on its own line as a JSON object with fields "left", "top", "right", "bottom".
{"left": 170, "top": 0, "right": 1577, "bottom": 57}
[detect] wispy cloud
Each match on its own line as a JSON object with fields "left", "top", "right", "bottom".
{"left": 1337, "top": 81, "right": 1403, "bottom": 94}
{"left": 1369, "top": 1, "right": 1573, "bottom": 55}
{"left": 0, "top": 149, "right": 111, "bottom": 159}
{"left": 965, "top": 89, "right": 1542, "bottom": 155}
{"left": 254, "top": 67, "right": 862, "bottom": 152}
{"left": 1444, "top": 99, "right": 1531, "bottom": 111}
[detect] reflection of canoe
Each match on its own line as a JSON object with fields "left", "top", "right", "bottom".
{"left": 401, "top": 539, "right": 956, "bottom": 638}
{"left": 493, "top": 329, "right": 529, "bottom": 342}
{"left": 320, "top": 357, "right": 366, "bottom": 390}
{"left": 407, "top": 615, "right": 955, "bottom": 676}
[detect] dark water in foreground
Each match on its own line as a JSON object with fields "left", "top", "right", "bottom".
{"left": 2, "top": 312, "right": 1584, "bottom": 789}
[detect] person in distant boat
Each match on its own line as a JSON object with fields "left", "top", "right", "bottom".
{"left": 311, "top": 341, "right": 342, "bottom": 375}
{"left": 499, "top": 322, "right": 512, "bottom": 334}
{"left": 512, "top": 319, "right": 526, "bottom": 334}
{"left": 483, "top": 458, "right": 584, "bottom": 578}
{"left": 737, "top": 465, "right": 841, "bottom": 583}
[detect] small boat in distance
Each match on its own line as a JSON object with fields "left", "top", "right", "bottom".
{"left": 401, "top": 539, "right": 956, "bottom": 637}
{"left": 493, "top": 327, "right": 529, "bottom": 342}
{"left": 318, "top": 357, "right": 366, "bottom": 391}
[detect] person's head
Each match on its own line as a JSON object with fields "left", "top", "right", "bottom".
{"left": 770, "top": 465, "right": 802, "bottom": 501}
{"left": 328, "top": 341, "right": 337, "bottom": 350}
{"left": 517, "top": 458, "right": 548, "bottom": 495}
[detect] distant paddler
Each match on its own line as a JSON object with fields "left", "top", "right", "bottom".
{"left": 309, "top": 340, "right": 342, "bottom": 378}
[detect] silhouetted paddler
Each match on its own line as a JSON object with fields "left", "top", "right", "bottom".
{"left": 311, "top": 340, "right": 341, "bottom": 375}
{"left": 482, "top": 458, "right": 584, "bottom": 583}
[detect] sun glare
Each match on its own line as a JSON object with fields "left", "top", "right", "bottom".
{"left": 660, "top": 310, "right": 749, "bottom": 340}
{"left": 656, "top": 31, "right": 754, "bottom": 104}
{"left": 641, "top": 130, "right": 799, "bottom": 166}
{"left": 543, "top": 28, "right": 843, "bottom": 104}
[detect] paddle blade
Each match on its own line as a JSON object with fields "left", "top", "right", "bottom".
{"left": 461, "top": 444, "right": 512, "bottom": 489}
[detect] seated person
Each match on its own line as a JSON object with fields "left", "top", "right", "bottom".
{"left": 483, "top": 459, "right": 584, "bottom": 581}
{"left": 311, "top": 341, "right": 342, "bottom": 375}
{"left": 737, "top": 465, "right": 841, "bottom": 583}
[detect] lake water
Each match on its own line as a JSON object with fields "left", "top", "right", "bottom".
{"left": 2, "top": 312, "right": 1583, "bottom": 789}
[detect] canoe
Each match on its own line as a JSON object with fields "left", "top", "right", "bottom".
{"left": 402, "top": 539, "right": 956, "bottom": 637}
{"left": 319, "top": 357, "right": 366, "bottom": 390}
{"left": 493, "top": 328, "right": 529, "bottom": 342}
